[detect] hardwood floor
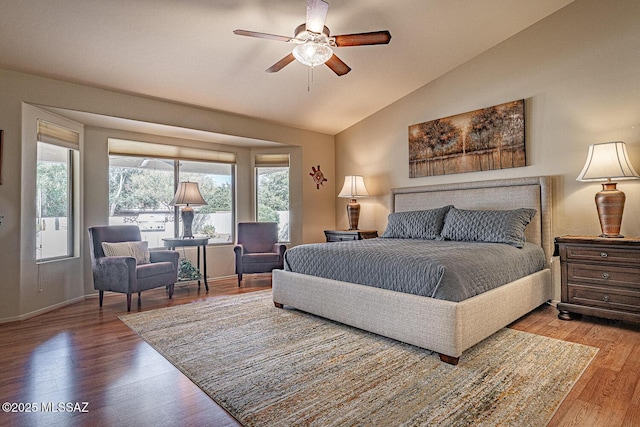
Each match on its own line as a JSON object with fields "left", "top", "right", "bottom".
{"left": 0, "top": 276, "right": 271, "bottom": 427}
{"left": 0, "top": 277, "right": 638, "bottom": 426}
{"left": 509, "top": 303, "right": 640, "bottom": 426}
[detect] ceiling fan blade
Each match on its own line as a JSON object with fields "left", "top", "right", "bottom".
{"left": 306, "top": 0, "right": 329, "bottom": 34}
{"left": 325, "top": 54, "right": 351, "bottom": 76}
{"left": 266, "top": 53, "right": 296, "bottom": 73}
{"left": 233, "top": 29, "right": 294, "bottom": 43}
{"left": 333, "top": 31, "right": 392, "bottom": 47}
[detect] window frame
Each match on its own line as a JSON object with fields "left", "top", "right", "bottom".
{"left": 107, "top": 150, "right": 237, "bottom": 246}
{"left": 36, "top": 142, "right": 76, "bottom": 261}
{"left": 32, "top": 114, "right": 81, "bottom": 264}
{"left": 254, "top": 153, "right": 290, "bottom": 243}
{"left": 175, "top": 159, "right": 236, "bottom": 244}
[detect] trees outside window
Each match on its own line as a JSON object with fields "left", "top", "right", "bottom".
{"left": 108, "top": 156, "right": 234, "bottom": 246}
{"left": 36, "top": 142, "right": 75, "bottom": 260}
{"left": 256, "top": 166, "right": 289, "bottom": 242}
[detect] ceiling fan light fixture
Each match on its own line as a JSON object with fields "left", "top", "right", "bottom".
{"left": 292, "top": 42, "right": 333, "bottom": 67}
{"left": 233, "top": 0, "right": 390, "bottom": 76}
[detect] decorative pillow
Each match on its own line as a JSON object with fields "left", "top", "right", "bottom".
{"left": 441, "top": 207, "right": 537, "bottom": 248}
{"left": 101, "top": 241, "right": 150, "bottom": 265}
{"left": 381, "top": 205, "right": 453, "bottom": 239}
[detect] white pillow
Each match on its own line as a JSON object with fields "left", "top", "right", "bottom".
{"left": 101, "top": 241, "right": 150, "bottom": 265}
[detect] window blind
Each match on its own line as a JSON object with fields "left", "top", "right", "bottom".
{"left": 255, "top": 153, "right": 290, "bottom": 167}
{"left": 37, "top": 119, "right": 80, "bottom": 150}
{"left": 108, "top": 138, "right": 237, "bottom": 164}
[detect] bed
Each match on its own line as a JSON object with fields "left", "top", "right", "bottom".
{"left": 273, "top": 176, "right": 553, "bottom": 364}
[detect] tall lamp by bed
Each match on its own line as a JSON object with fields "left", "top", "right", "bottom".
{"left": 170, "top": 181, "right": 207, "bottom": 238}
{"left": 338, "top": 175, "right": 369, "bottom": 230}
{"left": 577, "top": 141, "right": 639, "bottom": 238}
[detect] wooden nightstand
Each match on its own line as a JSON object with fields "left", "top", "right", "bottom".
{"left": 324, "top": 229, "right": 378, "bottom": 242}
{"left": 555, "top": 236, "right": 640, "bottom": 323}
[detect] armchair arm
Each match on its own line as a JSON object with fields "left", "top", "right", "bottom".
{"left": 273, "top": 243, "right": 287, "bottom": 256}
{"left": 234, "top": 244, "right": 245, "bottom": 256}
{"left": 150, "top": 249, "right": 179, "bottom": 265}
{"left": 93, "top": 256, "right": 137, "bottom": 293}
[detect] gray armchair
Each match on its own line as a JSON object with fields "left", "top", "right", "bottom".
{"left": 234, "top": 222, "right": 286, "bottom": 286}
{"left": 88, "top": 225, "right": 179, "bottom": 311}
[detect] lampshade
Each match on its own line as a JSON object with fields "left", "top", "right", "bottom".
{"left": 170, "top": 182, "right": 207, "bottom": 238}
{"left": 170, "top": 182, "right": 207, "bottom": 206}
{"left": 338, "top": 175, "right": 369, "bottom": 199}
{"left": 292, "top": 42, "right": 333, "bottom": 67}
{"left": 576, "top": 141, "right": 639, "bottom": 238}
{"left": 576, "top": 141, "right": 640, "bottom": 181}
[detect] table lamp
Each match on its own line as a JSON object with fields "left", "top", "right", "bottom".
{"left": 576, "top": 141, "right": 639, "bottom": 237}
{"left": 170, "top": 181, "right": 207, "bottom": 238}
{"left": 338, "top": 175, "right": 369, "bottom": 230}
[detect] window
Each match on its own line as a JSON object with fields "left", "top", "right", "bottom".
{"left": 179, "top": 160, "right": 233, "bottom": 243}
{"left": 108, "top": 150, "right": 235, "bottom": 246}
{"left": 36, "top": 121, "right": 79, "bottom": 261}
{"left": 255, "top": 154, "right": 290, "bottom": 242}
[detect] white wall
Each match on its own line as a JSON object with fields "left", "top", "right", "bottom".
{"left": 335, "top": 0, "right": 640, "bottom": 299}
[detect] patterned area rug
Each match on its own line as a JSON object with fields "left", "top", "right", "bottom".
{"left": 121, "top": 291, "right": 597, "bottom": 426}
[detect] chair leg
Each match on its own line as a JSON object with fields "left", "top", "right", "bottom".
{"left": 168, "top": 283, "right": 175, "bottom": 299}
{"left": 99, "top": 290, "right": 104, "bottom": 307}
{"left": 126, "top": 293, "right": 132, "bottom": 312}
{"left": 138, "top": 292, "right": 142, "bottom": 307}
{"left": 238, "top": 273, "right": 242, "bottom": 287}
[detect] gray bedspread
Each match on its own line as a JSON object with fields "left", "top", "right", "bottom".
{"left": 283, "top": 239, "right": 546, "bottom": 302}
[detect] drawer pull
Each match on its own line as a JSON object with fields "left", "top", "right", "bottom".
{"left": 602, "top": 272, "right": 610, "bottom": 279}
{"left": 602, "top": 295, "right": 610, "bottom": 302}
{"left": 600, "top": 252, "right": 608, "bottom": 258}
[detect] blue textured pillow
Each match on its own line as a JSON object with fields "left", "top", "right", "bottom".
{"left": 381, "top": 205, "right": 453, "bottom": 239}
{"left": 441, "top": 207, "right": 536, "bottom": 248}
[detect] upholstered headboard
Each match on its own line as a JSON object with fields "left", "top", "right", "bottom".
{"left": 391, "top": 176, "right": 553, "bottom": 263}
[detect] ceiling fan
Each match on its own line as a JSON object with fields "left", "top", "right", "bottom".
{"left": 233, "top": 0, "right": 391, "bottom": 76}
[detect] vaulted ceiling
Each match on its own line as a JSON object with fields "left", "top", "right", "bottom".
{"left": 0, "top": 0, "right": 573, "bottom": 135}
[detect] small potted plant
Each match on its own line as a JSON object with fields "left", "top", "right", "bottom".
{"left": 177, "top": 258, "right": 202, "bottom": 281}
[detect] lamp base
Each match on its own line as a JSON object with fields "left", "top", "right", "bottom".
{"left": 181, "top": 206, "right": 195, "bottom": 238}
{"left": 346, "top": 199, "right": 360, "bottom": 230}
{"left": 595, "top": 182, "right": 625, "bottom": 238}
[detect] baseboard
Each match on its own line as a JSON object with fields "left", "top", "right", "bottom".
{"left": 0, "top": 295, "right": 86, "bottom": 324}
{"left": 0, "top": 276, "right": 258, "bottom": 324}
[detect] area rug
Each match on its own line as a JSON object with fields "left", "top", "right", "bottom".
{"left": 120, "top": 291, "right": 597, "bottom": 426}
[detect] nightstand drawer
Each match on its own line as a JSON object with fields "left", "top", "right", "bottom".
{"left": 567, "top": 264, "right": 640, "bottom": 290}
{"left": 328, "top": 234, "right": 358, "bottom": 242}
{"left": 324, "top": 230, "right": 378, "bottom": 242}
{"left": 567, "top": 284, "right": 640, "bottom": 313}
{"left": 565, "top": 246, "right": 639, "bottom": 265}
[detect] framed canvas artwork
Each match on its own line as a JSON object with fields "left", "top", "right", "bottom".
{"left": 408, "top": 100, "right": 525, "bottom": 178}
